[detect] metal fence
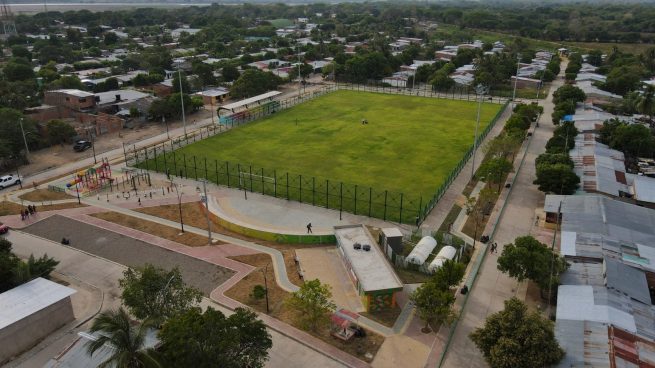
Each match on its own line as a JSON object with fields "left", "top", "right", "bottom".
{"left": 126, "top": 85, "right": 509, "bottom": 225}
{"left": 133, "top": 151, "right": 423, "bottom": 224}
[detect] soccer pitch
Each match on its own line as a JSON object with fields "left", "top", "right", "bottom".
{"left": 175, "top": 90, "right": 502, "bottom": 200}
{"left": 141, "top": 90, "right": 504, "bottom": 222}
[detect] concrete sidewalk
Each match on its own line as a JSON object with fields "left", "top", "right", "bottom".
{"left": 438, "top": 63, "right": 566, "bottom": 368}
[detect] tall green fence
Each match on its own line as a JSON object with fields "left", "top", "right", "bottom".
{"left": 134, "top": 150, "right": 423, "bottom": 225}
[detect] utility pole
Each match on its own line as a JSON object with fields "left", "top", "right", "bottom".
{"left": 178, "top": 67, "right": 187, "bottom": 139}
{"left": 163, "top": 115, "right": 169, "bottom": 140}
{"left": 297, "top": 42, "right": 302, "bottom": 98}
{"left": 511, "top": 53, "right": 522, "bottom": 108}
{"left": 471, "top": 84, "right": 489, "bottom": 180}
{"left": 19, "top": 118, "right": 30, "bottom": 163}
{"left": 202, "top": 179, "right": 213, "bottom": 244}
{"left": 88, "top": 126, "right": 97, "bottom": 164}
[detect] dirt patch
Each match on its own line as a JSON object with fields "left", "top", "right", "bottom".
{"left": 394, "top": 267, "right": 431, "bottom": 284}
{"left": 225, "top": 252, "right": 383, "bottom": 363}
{"left": 0, "top": 201, "right": 86, "bottom": 216}
{"left": 22, "top": 215, "right": 234, "bottom": 295}
{"left": 19, "top": 189, "right": 73, "bottom": 202}
{"left": 136, "top": 202, "right": 325, "bottom": 251}
{"left": 361, "top": 306, "right": 402, "bottom": 328}
{"left": 90, "top": 211, "right": 223, "bottom": 247}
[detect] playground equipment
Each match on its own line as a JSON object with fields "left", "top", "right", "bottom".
{"left": 66, "top": 158, "right": 114, "bottom": 195}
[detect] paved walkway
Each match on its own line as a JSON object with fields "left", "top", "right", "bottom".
{"left": 438, "top": 62, "right": 566, "bottom": 368}
{"left": 420, "top": 103, "right": 512, "bottom": 231}
{"left": 6, "top": 231, "right": 347, "bottom": 368}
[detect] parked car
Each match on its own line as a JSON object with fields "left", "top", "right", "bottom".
{"left": 0, "top": 223, "right": 8, "bottom": 234}
{"left": 73, "top": 140, "right": 92, "bottom": 152}
{"left": 0, "top": 174, "right": 21, "bottom": 189}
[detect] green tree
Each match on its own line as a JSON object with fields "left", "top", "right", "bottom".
{"left": 172, "top": 72, "right": 191, "bottom": 94}
{"left": 430, "top": 70, "right": 455, "bottom": 91}
{"left": 409, "top": 280, "right": 456, "bottom": 332}
{"left": 46, "top": 120, "right": 76, "bottom": 146}
{"left": 158, "top": 307, "right": 272, "bottom": 368}
{"left": 534, "top": 163, "right": 580, "bottom": 194}
{"left": 86, "top": 308, "right": 161, "bottom": 368}
{"left": 0, "top": 109, "right": 39, "bottom": 160}
{"left": 552, "top": 84, "right": 586, "bottom": 105}
{"left": 470, "top": 298, "right": 564, "bottom": 368}
{"left": 605, "top": 65, "right": 645, "bottom": 96}
{"left": 637, "top": 85, "right": 655, "bottom": 122}
{"left": 231, "top": 69, "right": 282, "bottom": 99}
{"left": 497, "top": 236, "right": 568, "bottom": 294}
{"left": 4, "top": 61, "right": 35, "bottom": 82}
{"left": 222, "top": 65, "right": 240, "bottom": 82}
{"left": 119, "top": 264, "right": 202, "bottom": 324}
{"left": 610, "top": 123, "right": 655, "bottom": 158}
{"left": 535, "top": 153, "right": 573, "bottom": 169}
{"left": 587, "top": 49, "right": 603, "bottom": 67}
{"left": 464, "top": 188, "right": 497, "bottom": 246}
{"left": 432, "top": 259, "right": 466, "bottom": 290}
{"left": 286, "top": 279, "right": 335, "bottom": 332}
{"left": 477, "top": 157, "right": 512, "bottom": 191}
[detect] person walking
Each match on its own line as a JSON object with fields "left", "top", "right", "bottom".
{"left": 306, "top": 223, "right": 313, "bottom": 234}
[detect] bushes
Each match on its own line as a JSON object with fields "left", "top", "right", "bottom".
{"left": 535, "top": 101, "right": 580, "bottom": 194}
{"left": 552, "top": 85, "right": 586, "bottom": 124}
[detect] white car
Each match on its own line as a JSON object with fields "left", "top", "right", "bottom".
{"left": 0, "top": 174, "right": 21, "bottom": 189}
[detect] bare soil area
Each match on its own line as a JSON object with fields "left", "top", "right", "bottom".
{"left": 90, "top": 211, "right": 224, "bottom": 247}
{"left": 225, "top": 252, "right": 383, "bottom": 363}
{"left": 19, "top": 189, "right": 73, "bottom": 202}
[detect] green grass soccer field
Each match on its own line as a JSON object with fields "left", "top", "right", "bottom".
{"left": 173, "top": 90, "right": 502, "bottom": 201}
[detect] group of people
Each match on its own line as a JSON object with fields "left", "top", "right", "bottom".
{"left": 489, "top": 242, "right": 499, "bottom": 254}
{"left": 20, "top": 205, "right": 37, "bottom": 220}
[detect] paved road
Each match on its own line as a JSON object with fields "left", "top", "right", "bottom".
{"left": 439, "top": 62, "right": 567, "bottom": 368}
{"left": 6, "top": 230, "right": 346, "bottom": 368}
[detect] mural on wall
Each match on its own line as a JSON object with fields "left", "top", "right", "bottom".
{"left": 368, "top": 292, "right": 394, "bottom": 312}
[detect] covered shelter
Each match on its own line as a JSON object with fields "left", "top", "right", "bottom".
{"left": 217, "top": 91, "right": 281, "bottom": 115}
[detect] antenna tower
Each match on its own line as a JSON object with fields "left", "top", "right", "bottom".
{"left": 0, "top": 0, "right": 16, "bottom": 38}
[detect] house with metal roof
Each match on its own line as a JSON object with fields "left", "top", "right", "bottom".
{"left": 568, "top": 134, "right": 630, "bottom": 197}
{"left": 0, "top": 278, "right": 76, "bottom": 364}
{"left": 545, "top": 194, "right": 655, "bottom": 367}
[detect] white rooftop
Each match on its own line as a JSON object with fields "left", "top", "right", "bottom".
{"left": 0, "top": 278, "right": 76, "bottom": 330}
{"left": 52, "top": 89, "right": 94, "bottom": 98}
{"left": 334, "top": 225, "right": 403, "bottom": 292}
{"left": 221, "top": 91, "right": 281, "bottom": 111}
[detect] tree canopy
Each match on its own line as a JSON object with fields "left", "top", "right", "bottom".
{"left": 158, "top": 307, "right": 272, "bottom": 368}
{"left": 286, "top": 279, "right": 336, "bottom": 332}
{"left": 470, "top": 298, "right": 564, "bottom": 368}
{"left": 497, "top": 236, "right": 568, "bottom": 293}
{"left": 119, "top": 264, "right": 202, "bottom": 324}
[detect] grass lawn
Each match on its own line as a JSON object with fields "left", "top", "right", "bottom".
{"left": 166, "top": 91, "right": 499, "bottom": 191}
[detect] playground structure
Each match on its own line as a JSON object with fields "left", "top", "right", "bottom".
{"left": 65, "top": 158, "right": 114, "bottom": 196}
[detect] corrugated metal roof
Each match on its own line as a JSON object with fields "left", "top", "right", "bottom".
{"left": 604, "top": 257, "right": 651, "bottom": 305}
{"left": 633, "top": 175, "right": 655, "bottom": 204}
{"left": 0, "top": 278, "right": 76, "bottom": 330}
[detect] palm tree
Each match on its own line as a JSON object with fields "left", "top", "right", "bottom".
{"left": 638, "top": 85, "right": 655, "bottom": 123}
{"left": 86, "top": 308, "right": 161, "bottom": 368}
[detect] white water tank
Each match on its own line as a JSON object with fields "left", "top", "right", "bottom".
{"left": 406, "top": 236, "right": 437, "bottom": 265}
{"left": 428, "top": 245, "right": 457, "bottom": 273}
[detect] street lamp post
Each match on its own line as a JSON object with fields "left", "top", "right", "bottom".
{"left": 471, "top": 84, "right": 489, "bottom": 180}
{"left": 511, "top": 53, "right": 522, "bottom": 108}
{"left": 19, "top": 118, "right": 30, "bottom": 163}
{"left": 163, "top": 116, "right": 169, "bottom": 140}
{"left": 177, "top": 67, "right": 187, "bottom": 139}
{"left": 87, "top": 127, "right": 97, "bottom": 164}
{"left": 170, "top": 180, "right": 184, "bottom": 233}
{"left": 260, "top": 262, "right": 271, "bottom": 313}
{"left": 297, "top": 43, "right": 302, "bottom": 98}
{"left": 201, "top": 179, "right": 213, "bottom": 245}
